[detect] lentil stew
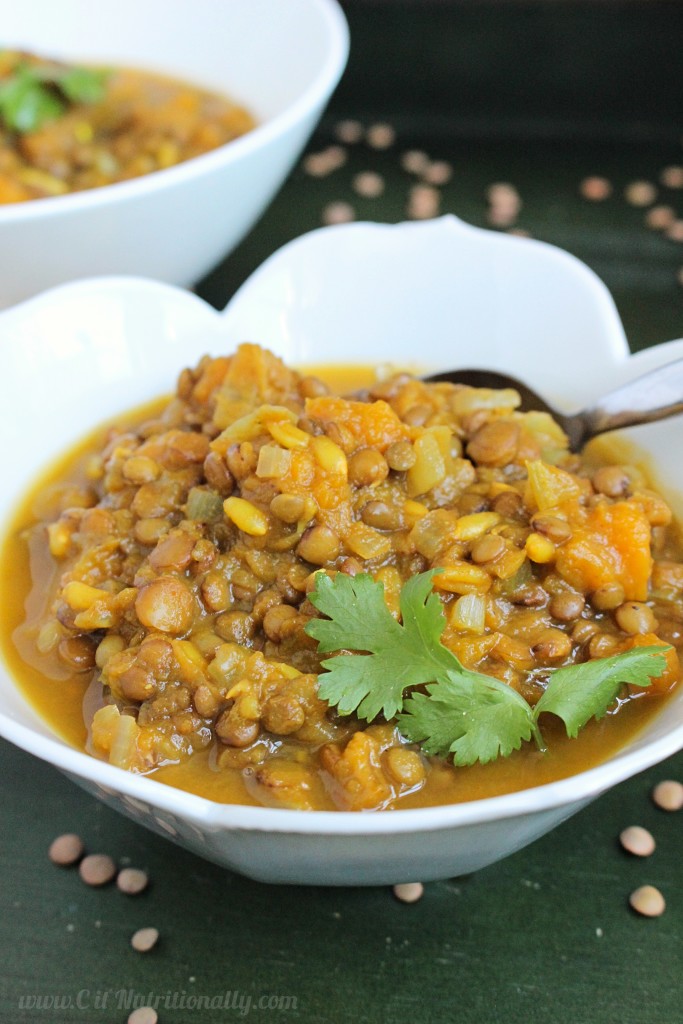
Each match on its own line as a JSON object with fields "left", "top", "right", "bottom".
{"left": 0, "top": 50, "right": 255, "bottom": 202}
{"left": 2, "top": 344, "right": 682, "bottom": 811}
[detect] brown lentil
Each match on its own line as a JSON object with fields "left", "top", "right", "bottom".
{"left": 297, "top": 525, "right": 340, "bottom": 565}
{"left": 131, "top": 927, "right": 159, "bottom": 952}
{"left": 579, "top": 176, "right": 612, "bottom": 201}
{"left": 48, "top": 833, "right": 84, "bottom": 866}
{"left": 666, "top": 220, "right": 683, "bottom": 243}
{"left": 334, "top": 119, "right": 363, "bottom": 144}
{"left": 645, "top": 205, "right": 676, "bottom": 231}
{"left": 117, "top": 867, "right": 149, "bottom": 895}
{"left": 471, "top": 534, "right": 505, "bottom": 564}
{"left": 393, "top": 882, "right": 424, "bottom": 904}
{"left": 624, "top": 181, "right": 657, "bottom": 207}
{"left": 619, "top": 825, "right": 656, "bottom": 857}
{"left": 651, "top": 779, "right": 683, "bottom": 811}
{"left": 366, "top": 123, "right": 396, "bottom": 149}
{"left": 593, "top": 465, "right": 630, "bottom": 498}
{"left": 629, "top": 885, "right": 666, "bottom": 917}
{"left": 262, "top": 603, "right": 298, "bottom": 642}
{"left": 407, "top": 184, "right": 440, "bottom": 220}
{"left": 467, "top": 421, "right": 519, "bottom": 466}
{"left": 135, "top": 576, "right": 195, "bottom": 634}
{"left": 361, "top": 500, "right": 402, "bottom": 531}
{"left": 348, "top": 449, "right": 389, "bottom": 487}
{"left": 531, "top": 515, "right": 572, "bottom": 544}
{"left": 385, "top": 440, "right": 416, "bottom": 472}
{"left": 615, "top": 601, "right": 657, "bottom": 635}
{"left": 660, "top": 165, "right": 683, "bottom": 189}
{"left": 203, "top": 451, "right": 234, "bottom": 495}
{"left": 422, "top": 160, "right": 452, "bottom": 185}
{"left": 58, "top": 636, "right": 96, "bottom": 671}
{"left": 531, "top": 628, "right": 572, "bottom": 661}
{"left": 591, "top": 582, "right": 626, "bottom": 612}
{"left": 79, "top": 853, "right": 116, "bottom": 887}
{"left": 352, "top": 171, "right": 385, "bottom": 199}
{"left": 401, "top": 150, "right": 430, "bottom": 175}
{"left": 384, "top": 747, "right": 426, "bottom": 787}
{"left": 128, "top": 1009, "right": 158, "bottom": 1024}
{"left": 549, "top": 591, "right": 585, "bottom": 622}
{"left": 321, "top": 200, "right": 355, "bottom": 225}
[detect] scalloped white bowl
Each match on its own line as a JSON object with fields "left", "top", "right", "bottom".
{"left": 0, "top": 0, "right": 348, "bottom": 308}
{"left": 1, "top": 217, "right": 682, "bottom": 885}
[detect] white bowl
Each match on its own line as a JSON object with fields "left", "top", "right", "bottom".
{"left": 1, "top": 216, "right": 682, "bottom": 886}
{"left": 0, "top": 0, "right": 348, "bottom": 308}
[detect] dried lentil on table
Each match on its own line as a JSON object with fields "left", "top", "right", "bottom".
{"left": 131, "top": 927, "right": 159, "bottom": 952}
{"left": 652, "top": 779, "right": 683, "bottom": 811}
{"left": 629, "top": 885, "right": 666, "bottom": 917}
{"left": 48, "top": 833, "right": 84, "bottom": 866}
{"left": 393, "top": 882, "right": 424, "bottom": 904}
{"left": 79, "top": 853, "right": 116, "bottom": 886}
{"left": 619, "top": 825, "right": 656, "bottom": 857}
{"left": 117, "top": 867, "right": 149, "bottom": 895}
{"left": 128, "top": 1008, "right": 158, "bottom": 1024}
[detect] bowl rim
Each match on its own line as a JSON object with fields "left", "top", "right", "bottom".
{"left": 0, "top": 0, "right": 349, "bottom": 225}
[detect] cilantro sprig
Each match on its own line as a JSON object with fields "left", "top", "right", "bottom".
{"left": 0, "top": 60, "right": 108, "bottom": 134}
{"left": 305, "top": 570, "right": 670, "bottom": 767}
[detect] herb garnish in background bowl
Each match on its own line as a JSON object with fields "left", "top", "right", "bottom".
{"left": 0, "top": 55, "right": 108, "bottom": 134}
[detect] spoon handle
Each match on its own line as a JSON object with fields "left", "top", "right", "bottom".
{"left": 580, "top": 357, "right": 683, "bottom": 442}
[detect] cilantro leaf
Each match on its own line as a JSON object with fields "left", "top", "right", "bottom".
{"left": 533, "top": 646, "right": 670, "bottom": 738}
{"left": 305, "top": 570, "right": 454, "bottom": 720}
{"left": 0, "top": 62, "right": 108, "bottom": 134}
{"left": 0, "top": 67, "right": 64, "bottom": 133}
{"left": 56, "top": 66, "right": 108, "bottom": 105}
{"left": 305, "top": 568, "right": 674, "bottom": 767}
{"left": 399, "top": 673, "right": 537, "bottom": 765}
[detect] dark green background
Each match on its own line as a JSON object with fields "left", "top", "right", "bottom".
{"left": 2, "top": 3, "right": 683, "bottom": 1021}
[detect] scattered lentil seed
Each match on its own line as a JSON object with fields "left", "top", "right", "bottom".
{"left": 652, "top": 779, "right": 683, "bottom": 811}
{"left": 666, "top": 220, "right": 683, "bottom": 242}
{"left": 131, "top": 926, "right": 160, "bottom": 952}
{"left": 334, "top": 119, "right": 363, "bottom": 144}
{"left": 401, "top": 149, "right": 430, "bottom": 175}
{"left": 487, "top": 205, "right": 518, "bottom": 228}
{"left": 352, "top": 170, "right": 385, "bottom": 198}
{"left": 619, "top": 825, "right": 656, "bottom": 857}
{"left": 579, "top": 176, "right": 612, "bottom": 201}
{"left": 48, "top": 833, "right": 84, "bottom": 866}
{"left": 486, "top": 182, "right": 519, "bottom": 205}
{"left": 128, "top": 1008, "right": 158, "bottom": 1024}
{"left": 393, "top": 882, "right": 424, "bottom": 903}
{"left": 117, "top": 867, "right": 149, "bottom": 895}
{"left": 645, "top": 205, "right": 676, "bottom": 230}
{"left": 79, "top": 853, "right": 116, "bottom": 887}
{"left": 366, "top": 122, "right": 396, "bottom": 149}
{"left": 629, "top": 884, "right": 666, "bottom": 917}
{"left": 302, "top": 146, "right": 347, "bottom": 177}
{"left": 624, "top": 180, "right": 657, "bottom": 207}
{"left": 321, "top": 200, "right": 355, "bottom": 225}
{"left": 422, "top": 160, "right": 452, "bottom": 185}
{"left": 660, "top": 165, "right": 683, "bottom": 189}
{"left": 407, "top": 183, "right": 440, "bottom": 220}
{"left": 508, "top": 227, "right": 532, "bottom": 237}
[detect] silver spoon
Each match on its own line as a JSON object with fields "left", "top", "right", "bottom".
{"left": 425, "top": 358, "right": 683, "bottom": 451}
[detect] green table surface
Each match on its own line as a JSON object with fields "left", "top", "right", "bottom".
{"left": 2, "top": 3, "right": 683, "bottom": 1022}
